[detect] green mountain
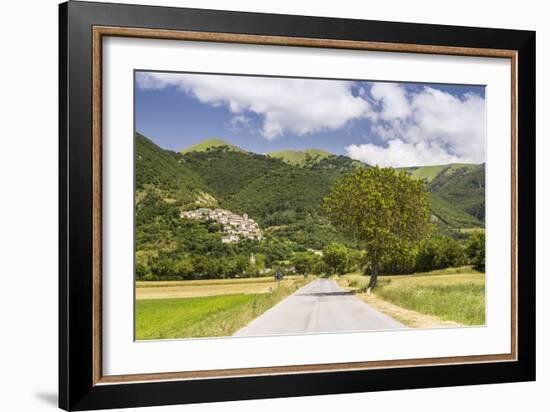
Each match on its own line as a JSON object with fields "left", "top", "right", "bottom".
{"left": 399, "top": 164, "right": 448, "bottom": 182}
{"left": 430, "top": 195, "right": 481, "bottom": 228}
{"left": 180, "top": 138, "right": 244, "bottom": 154}
{"left": 267, "top": 149, "right": 368, "bottom": 171}
{"left": 138, "top": 135, "right": 485, "bottom": 253}
{"left": 400, "top": 163, "right": 479, "bottom": 183}
{"left": 136, "top": 134, "right": 218, "bottom": 258}
{"left": 181, "top": 145, "right": 363, "bottom": 249}
{"left": 136, "top": 134, "right": 487, "bottom": 280}
{"left": 136, "top": 133, "right": 214, "bottom": 206}
{"left": 400, "top": 163, "right": 485, "bottom": 227}
{"left": 429, "top": 164, "right": 485, "bottom": 223}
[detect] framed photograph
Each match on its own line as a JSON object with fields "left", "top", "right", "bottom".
{"left": 59, "top": 1, "right": 535, "bottom": 410}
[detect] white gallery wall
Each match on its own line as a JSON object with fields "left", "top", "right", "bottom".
{"left": 0, "top": 1, "right": 547, "bottom": 411}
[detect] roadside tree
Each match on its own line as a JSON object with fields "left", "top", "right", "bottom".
{"left": 323, "top": 167, "right": 431, "bottom": 289}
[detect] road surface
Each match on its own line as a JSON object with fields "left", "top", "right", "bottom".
{"left": 234, "top": 278, "right": 405, "bottom": 337}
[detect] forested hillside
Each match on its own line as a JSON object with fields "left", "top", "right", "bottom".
{"left": 401, "top": 163, "right": 485, "bottom": 226}
{"left": 181, "top": 143, "right": 364, "bottom": 249}
{"left": 135, "top": 133, "right": 485, "bottom": 280}
{"left": 136, "top": 133, "right": 213, "bottom": 207}
{"left": 428, "top": 164, "right": 485, "bottom": 222}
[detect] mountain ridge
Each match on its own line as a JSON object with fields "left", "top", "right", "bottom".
{"left": 398, "top": 163, "right": 482, "bottom": 182}
{"left": 180, "top": 138, "right": 244, "bottom": 154}
{"left": 142, "top": 134, "right": 484, "bottom": 229}
{"left": 181, "top": 139, "right": 482, "bottom": 172}
{"left": 268, "top": 149, "right": 332, "bottom": 166}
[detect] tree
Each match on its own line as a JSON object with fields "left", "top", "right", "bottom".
{"left": 322, "top": 243, "right": 349, "bottom": 276}
{"left": 323, "top": 167, "right": 431, "bottom": 289}
{"left": 466, "top": 231, "right": 485, "bottom": 272}
{"left": 235, "top": 255, "right": 252, "bottom": 277}
{"left": 135, "top": 250, "right": 154, "bottom": 280}
{"left": 291, "top": 251, "right": 321, "bottom": 276}
{"left": 253, "top": 253, "right": 267, "bottom": 274}
{"left": 174, "top": 257, "right": 194, "bottom": 279}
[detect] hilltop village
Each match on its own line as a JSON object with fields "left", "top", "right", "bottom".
{"left": 180, "top": 208, "right": 263, "bottom": 243}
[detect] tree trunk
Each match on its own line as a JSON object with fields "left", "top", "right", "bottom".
{"left": 367, "top": 264, "right": 379, "bottom": 290}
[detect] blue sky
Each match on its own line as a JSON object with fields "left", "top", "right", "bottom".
{"left": 135, "top": 71, "right": 485, "bottom": 167}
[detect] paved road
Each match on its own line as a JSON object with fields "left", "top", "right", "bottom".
{"left": 234, "top": 278, "right": 405, "bottom": 337}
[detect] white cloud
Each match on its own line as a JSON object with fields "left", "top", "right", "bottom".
{"left": 347, "top": 140, "right": 463, "bottom": 168}
{"left": 345, "top": 85, "right": 485, "bottom": 167}
{"left": 136, "top": 72, "right": 371, "bottom": 139}
{"left": 227, "top": 115, "right": 253, "bottom": 134}
{"left": 137, "top": 72, "right": 485, "bottom": 167}
{"left": 370, "top": 83, "right": 412, "bottom": 120}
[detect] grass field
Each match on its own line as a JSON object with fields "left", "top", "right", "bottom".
{"left": 136, "top": 276, "right": 301, "bottom": 299}
{"left": 339, "top": 266, "right": 485, "bottom": 326}
{"left": 135, "top": 277, "right": 309, "bottom": 340}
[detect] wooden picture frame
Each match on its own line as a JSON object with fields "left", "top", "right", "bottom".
{"left": 59, "top": 1, "right": 535, "bottom": 410}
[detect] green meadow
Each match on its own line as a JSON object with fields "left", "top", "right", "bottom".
{"left": 136, "top": 277, "right": 308, "bottom": 340}
{"left": 340, "top": 267, "right": 485, "bottom": 326}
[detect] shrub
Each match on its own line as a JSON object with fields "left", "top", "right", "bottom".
{"left": 415, "top": 236, "right": 468, "bottom": 272}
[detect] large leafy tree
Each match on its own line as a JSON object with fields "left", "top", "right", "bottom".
{"left": 323, "top": 167, "right": 431, "bottom": 289}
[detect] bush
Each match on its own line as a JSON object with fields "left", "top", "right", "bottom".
{"left": 415, "top": 236, "right": 468, "bottom": 272}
